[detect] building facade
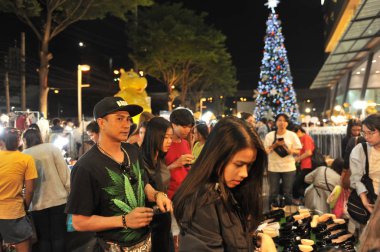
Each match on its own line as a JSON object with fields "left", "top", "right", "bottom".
{"left": 311, "top": 0, "right": 380, "bottom": 117}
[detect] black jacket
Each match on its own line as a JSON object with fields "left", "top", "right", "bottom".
{"left": 178, "top": 184, "right": 253, "bottom": 251}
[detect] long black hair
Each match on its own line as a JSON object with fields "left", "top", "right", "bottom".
{"left": 173, "top": 116, "right": 267, "bottom": 231}
{"left": 194, "top": 123, "right": 209, "bottom": 141}
{"left": 346, "top": 118, "right": 362, "bottom": 137}
{"left": 141, "top": 117, "right": 172, "bottom": 174}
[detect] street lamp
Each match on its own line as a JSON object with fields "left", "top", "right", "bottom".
{"left": 77, "top": 64, "right": 91, "bottom": 123}
{"left": 200, "top": 98, "right": 207, "bottom": 116}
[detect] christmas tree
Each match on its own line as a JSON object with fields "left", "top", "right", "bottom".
{"left": 255, "top": 0, "right": 299, "bottom": 122}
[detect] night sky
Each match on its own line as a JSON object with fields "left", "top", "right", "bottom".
{"left": 0, "top": 0, "right": 325, "bottom": 117}
{"left": 166, "top": 0, "right": 326, "bottom": 90}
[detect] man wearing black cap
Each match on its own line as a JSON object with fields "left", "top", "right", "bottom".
{"left": 66, "top": 96, "right": 172, "bottom": 251}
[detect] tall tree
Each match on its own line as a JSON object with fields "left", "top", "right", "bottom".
{"left": 255, "top": 1, "right": 299, "bottom": 122}
{"left": 0, "top": 0, "right": 152, "bottom": 116}
{"left": 187, "top": 50, "right": 237, "bottom": 113}
{"left": 127, "top": 3, "right": 237, "bottom": 110}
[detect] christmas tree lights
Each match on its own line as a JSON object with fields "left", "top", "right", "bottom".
{"left": 255, "top": 4, "right": 299, "bottom": 122}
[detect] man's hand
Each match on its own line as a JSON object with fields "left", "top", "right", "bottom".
{"left": 124, "top": 207, "right": 153, "bottom": 229}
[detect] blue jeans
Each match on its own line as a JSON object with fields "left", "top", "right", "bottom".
{"left": 0, "top": 215, "right": 33, "bottom": 244}
{"left": 268, "top": 171, "right": 296, "bottom": 206}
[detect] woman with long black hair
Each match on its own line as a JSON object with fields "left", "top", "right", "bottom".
{"left": 140, "top": 117, "right": 173, "bottom": 252}
{"left": 341, "top": 118, "right": 362, "bottom": 158}
{"left": 173, "top": 117, "right": 267, "bottom": 251}
{"left": 191, "top": 123, "right": 209, "bottom": 161}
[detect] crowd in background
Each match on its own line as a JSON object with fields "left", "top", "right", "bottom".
{"left": 1, "top": 99, "right": 380, "bottom": 252}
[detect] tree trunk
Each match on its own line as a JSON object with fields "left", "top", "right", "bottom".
{"left": 39, "top": 49, "right": 50, "bottom": 117}
{"left": 179, "top": 84, "right": 187, "bottom": 107}
{"left": 167, "top": 99, "right": 173, "bottom": 111}
{"left": 5, "top": 72, "right": 10, "bottom": 113}
{"left": 20, "top": 33, "right": 26, "bottom": 111}
{"left": 180, "top": 69, "right": 189, "bottom": 107}
{"left": 194, "top": 92, "right": 203, "bottom": 111}
{"left": 38, "top": 12, "right": 53, "bottom": 117}
{"left": 38, "top": 13, "right": 54, "bottom": 117}
{"left": 167, "top": 86, "right": 173, "bottom": 111}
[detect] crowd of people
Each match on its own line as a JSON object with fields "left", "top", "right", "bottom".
{"left": 1, "top": 96, "right": 380, "bottom": 252}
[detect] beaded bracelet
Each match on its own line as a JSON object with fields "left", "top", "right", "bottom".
{"left": 121, "top": 214, "right": 128, "bottom": 229}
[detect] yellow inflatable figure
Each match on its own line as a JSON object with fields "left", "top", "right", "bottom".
{"left": 114, "top": 69, "right": 151, "bottom": 122}
{"left": 366, "top": 100, "right": 378, "bottom": 115}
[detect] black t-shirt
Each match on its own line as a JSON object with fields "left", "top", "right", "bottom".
{"left": 142, "top": 159, "right": 166, "bottom": 192}
{"left": 65, "top": 143, "right": 149, "bottom": 246}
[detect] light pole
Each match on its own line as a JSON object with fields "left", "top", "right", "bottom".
{"left": 200, "top": 98, "right": 207, "bottom": 116}
{"left": 77, "top": 64, "right": 91, "bottom": 123}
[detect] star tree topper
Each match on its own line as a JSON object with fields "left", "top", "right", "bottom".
{"left": 265, "top": 0, "right": 280, "bottom": 13}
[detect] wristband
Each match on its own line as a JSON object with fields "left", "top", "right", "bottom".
{"left": 154, "top": 191, "right": 168, "bottom": 202}
{"left": 122, "top": 214, "right": 128, "bottom": 229}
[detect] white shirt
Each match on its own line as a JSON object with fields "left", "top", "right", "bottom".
{"left": 369, "top": 147, "right": 380, "bottom": 195}
{"left": 23, "top": 143, "right": 71, "bottom": 211}
{"left": 264, "top": 130, "right": 302, "bottom": 172}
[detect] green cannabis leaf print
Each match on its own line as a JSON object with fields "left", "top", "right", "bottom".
{"left": 103, "top": 162, "right": 146, "bottom": 242}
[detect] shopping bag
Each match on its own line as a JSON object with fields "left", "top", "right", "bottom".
{"left": 331, "top": 189, "right": 350, "bottom": 218}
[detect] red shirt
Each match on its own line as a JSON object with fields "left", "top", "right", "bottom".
{"left": 300, "top": 134, "right": 314, "bottom": 169}
{"left": 165, "top": 139, "right": 191, "bottom": 199}
{"left": 15, "top": 115, "right": 27, "bottom": 131}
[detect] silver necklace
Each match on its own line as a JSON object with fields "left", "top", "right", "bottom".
{"left": 97, "top": 143, "right": 131, "bottom": 168}
{"left": 97, "top": 143, "right": 137, "bottom": 183}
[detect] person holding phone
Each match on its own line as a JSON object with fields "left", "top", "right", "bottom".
{"left": 264, "top": 113, "right": 302, "bottom": 207}
{"left": 165, "top": 108, "right": 195, "bottom": 199}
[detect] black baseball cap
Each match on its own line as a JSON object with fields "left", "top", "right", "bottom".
{"left": 93, "top": 96, "right": 143, "bottom": 119}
